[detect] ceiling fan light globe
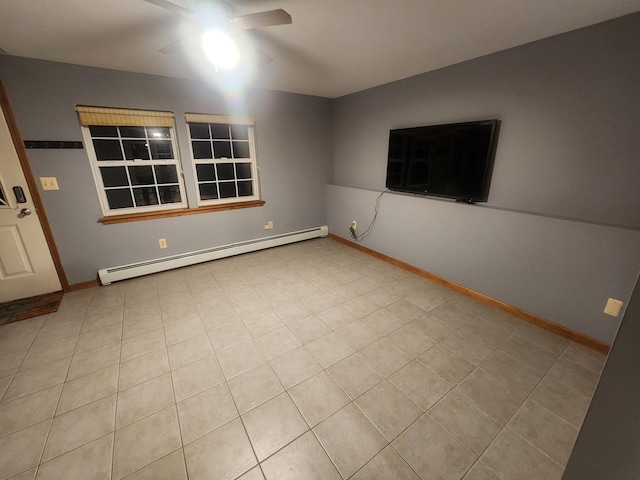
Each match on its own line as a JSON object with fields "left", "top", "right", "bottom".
{"left": 202, "top": 29, "right": 240, "bottom": 70}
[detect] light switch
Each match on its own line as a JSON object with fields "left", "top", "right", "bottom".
{"left": 40, "top": 177, "right": 59, "bottom": 190}
{"left": 604, "top": 298, "right": 623, "bottom": 317}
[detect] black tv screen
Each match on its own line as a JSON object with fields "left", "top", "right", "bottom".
{"left": 385, "top": 119, "right": 499, "bottom": 202}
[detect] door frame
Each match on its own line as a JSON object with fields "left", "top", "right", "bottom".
{"left": 0, "top": 80, "right": 69, "bottom": 292}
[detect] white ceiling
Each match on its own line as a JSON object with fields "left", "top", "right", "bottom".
{"left": 1, "top": 0, "right": 639, "bottom": 98}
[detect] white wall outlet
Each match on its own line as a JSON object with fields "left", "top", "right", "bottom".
{"left": 604, "top": 298, "right": 623, "bottom": 317}
{"left": 264, "top": 220, "right": 274, "bottom": 230}
{"left": 158, "top": 238, "right": 167, "bottom": 249}
{"left": 351, "top": 220, "right": 357, "bottom": 230}
{"left": 40, "top": 177, "right": 59, "bottom": 190}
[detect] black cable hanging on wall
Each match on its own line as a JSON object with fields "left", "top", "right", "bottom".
{"left": 349, "top": 190, "right": 388, "bottom": 242}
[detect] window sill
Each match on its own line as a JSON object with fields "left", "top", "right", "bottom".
{"left": 98, "top": 200, "right": 265, "bottom": 225}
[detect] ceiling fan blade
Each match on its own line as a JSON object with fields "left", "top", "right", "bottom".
{"left": 159, "top": 38, "right": 184, "bottom": 54}
{"left": 143, "top": 0, "right": 195, "bottom": 19}
{"left": 231, "top": 9, "right": 292, "bottom": 30}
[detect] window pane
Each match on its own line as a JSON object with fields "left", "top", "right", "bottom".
{"left": 128, "top": 166, "right": 154, "bottom": 185}
{"left": 106, "top": 189, "right": 134, "bottom": 209}
{"left": 237, "top": 180, "right": 253, "bottom": 197}
{"left": 230, "top": 124, "right": 248, "bottom": 140}
{"left": 123, "top": 140, "right": 150, "bottom": 160}
{"left": 149, "top": 140, "right": 173, "bottom": 160}
{"left": 119, "top": 126, "right": 146, "bottom": 138}
{"left": 213, "top": 141, "right": 232, "bottom": 159}
{"left": 93, "top": 139, "right": 123, "bottom": 161}
{"left": 192, "top": 141, "right": 212, "bottom": 159}
{"left": 100, "top": 166, "right": 128, "bottom": 187}
{"left": 235, "top": 163, "right": 252, "bottom": 179}
{"left": 133, "top": 187, "right": 159, "bottom": 206}
{"left": 211, "top": 124, "right": 230, "bottom": 139}
{"left": 219, "top": 182, "right": 237, "bottom": 198}
{"left": 199, "top": 183, "right": 218, "bottom": 200}
{"left": 89, "top": 126, "right": 118, "bottom": 137}
{"left": 155, "top": 165, "right": 178, "bottom": 184}
{"left": 86, "top": 118, "right": 186, "bottom": 214}
{"left": 146, "top": 127, "right": 170, "bottom": 139}
{"left": 216, "top": 163, "right": 234, "bottom": 180}
{"left": 159, "top": 186, "right": 182, "bottom": 204}
{"left": 187, "top": 117, "right": 257, "bottom": 205}
{"left": 189, "top": 123, "right": 210, "bottom": 139}
{"left": 196, "top": 164, "right": 216, "bottom": 181}
{"left": 232, "top": 142, "right": 250, "bottom": 158}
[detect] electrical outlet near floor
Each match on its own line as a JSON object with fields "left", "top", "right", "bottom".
{"left": 604, "top": 298, "right": 623, "bottom": 317}
{"left": 264, "top": 220, "right": 274, "bottom": 230}
{"left": 351, "top": 220, "right": 357, "bottom": 230}
{"left": 158, "top": 238, "right": 167, "bottom": 249}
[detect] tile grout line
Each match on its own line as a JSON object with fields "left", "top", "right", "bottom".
{"left": 110, "top": 286, "right": 129, "bottom": 480}
{"left": 0, "top": 239, "right": 607, "bottom": 480}
{"left": 32, "top": 289, "right": 92, "bottom": 480}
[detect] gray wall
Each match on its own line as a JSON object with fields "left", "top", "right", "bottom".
{"left": 2, "top": 14, "right": 639, "bottom": 343}
{"left": 562, "top": 273, "right": 640, "bottom": 479}
{"left": 328, "top": 13, "right": 640, "bottom": 343}
{"left": 0, "top": 56, "right": 332, "bottom": 284}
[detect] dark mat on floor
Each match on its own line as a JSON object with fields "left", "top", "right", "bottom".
{"left": 0, "top": 291, "right": 64, "bottom": 327}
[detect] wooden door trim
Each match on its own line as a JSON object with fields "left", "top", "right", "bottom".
{"left": 0, "top": 80, "right": 69, "bottom": 291}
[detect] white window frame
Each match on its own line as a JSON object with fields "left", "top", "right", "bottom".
{"left": 185, "top": 113, "right": 260, "bottom": 207}
{"left": 78, "top": 107, "right": 188, "bottom": 216}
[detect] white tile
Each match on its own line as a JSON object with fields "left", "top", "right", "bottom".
{"left": 43, "top": 394, "right": 116, "bottom": 462}
{"left": 35, "top": 434, "right": 113, "bottom": 480}
{"left": 19, "top": 336, "right": 77, "bottom": 372}
{"left": 305, "top": 333, "right": 355, "bottom": 368}
{"left": 328, "top": 353, "right": 384, "bottom": 400}
{"left": 242, "top": 393, "right": 308, "bottom": 461}
{"left": 0, "top": 384, "right": 61, "bottom": 437}
{"left": 3, "top": 357, "right": 70, "bottom": 402}
{"left": 355, "top": 380, "right": 422, "bottom": 441}
{"left": 227, "top": 363, "right": 284, "bottom": 414}
{"left": 481, "top": 427, "right": 564, "bottom": 480}
{"left": 171, "top": 355, "right": 224, "bottom": 402}
{"left": 57, "top": 365, "right": 118, "bottom": 415}
{"left": 351, "top": 446, "right": 420, "bottom": 480}
{"left": 113, "top": 406, "right": 182, "bottom": 480}
{"left": 0, "top": 420, "right": 51, "bottom": 480}
{"left": 167, "top": 335, "right": 213, "bottom": 370}
{"left": 429, "top": 390, "right": 503, "bottom": 456}
{"left": 389, "top": 361, "right": 452, "bottom": 411}
{"left": 313, "top": 403, "right": 387, "bottom": 479}
{"left": 176, "top": 383, "right": 238, "bottom": 444}
{"left": 123, "top": 449, "right": 187, "bottom": 480}
{"left": 508, "top": 399, "right": 579, "bottom": 466}
{"left": 394, "top": 415, "right": 475, "bottom": 480}
{"left": 289, "top": 371, "right": 350, "bottom": 427}
{"left": 269, "top": 346, "right": 323, "bottom": 389}
{"left": 261, "top": 431, "right": 341, "bottom": 480}
{"left": 216, "top": 340, "right": 266, "bottom": 379}
{"left": 116, "top": 373, "right": 175, "bottom": 428}
{"left": 183, "top": 418, "right": 257, "bottom": 480}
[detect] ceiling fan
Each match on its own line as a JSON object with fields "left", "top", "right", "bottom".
{"left": 144, "top": 0, "right": 292, "bottom": 66}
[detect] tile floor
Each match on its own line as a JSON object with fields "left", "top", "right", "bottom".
{"left": 0, "top": 238, "right": 607, "bottom": 480}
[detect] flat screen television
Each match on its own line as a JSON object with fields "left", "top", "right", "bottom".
{"left": 385, "top": 119, "right": 499, "bottom": 203}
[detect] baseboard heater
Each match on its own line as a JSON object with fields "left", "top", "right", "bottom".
{"left": 98, "top": 225, "right": 329, "bottom": 285}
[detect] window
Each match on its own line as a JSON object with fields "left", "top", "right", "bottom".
{"left": 185, "top": 113, "right": 260, "bottom": 206}
{"left": 78, "top": 106, "right": 187, "bottom": 216}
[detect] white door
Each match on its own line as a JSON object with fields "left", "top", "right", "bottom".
{"left": 0, "top": 96, "right": 61, "bottom": 302}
